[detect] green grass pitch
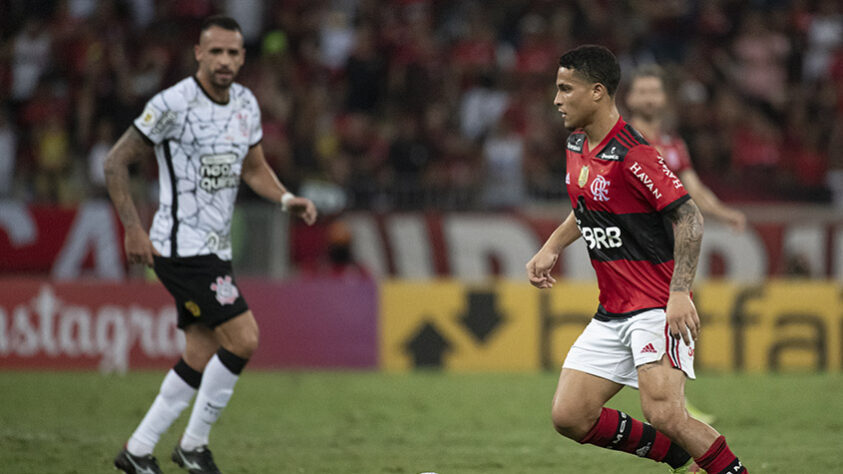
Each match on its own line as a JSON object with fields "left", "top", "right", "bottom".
{"left": 1, "top": 371, "right": 841, "bottom": 473}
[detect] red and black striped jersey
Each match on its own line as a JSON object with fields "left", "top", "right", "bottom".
{"left": 565, "top": 117, "right": 689, "bottom": 318}
{"left": 649, "top": 132, "right": 693, "bottom": 176}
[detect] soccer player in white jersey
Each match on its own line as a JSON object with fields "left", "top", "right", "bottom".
{"left": 106, "top": 16, "right": 317, "bottom": 474}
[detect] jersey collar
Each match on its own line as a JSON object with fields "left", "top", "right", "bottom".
{"left": 193, "top": 75, "right": 231, "bottom": 105}
{"left": 582, "top": 116, "right": 626, "bottom": 158}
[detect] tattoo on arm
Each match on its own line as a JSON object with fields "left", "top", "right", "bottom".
{"left": 104, "top": 128, "right": 150, "bottom": 229}
{"left": 667, "top": 199, "right": 703, "bottom": 292}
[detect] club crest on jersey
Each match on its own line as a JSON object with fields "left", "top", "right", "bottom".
{"left": 578, "top": 166, "right": 589, "bottom": 187}
{"left": 590, "top": 175, "right": 610, "bottom": 201}
{"left": 210, "top": 276, "right": 239, "bottom": 305}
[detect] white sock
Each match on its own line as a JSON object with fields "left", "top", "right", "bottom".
{"left": 180, "top": 353, "right": 240, "bottom": 451}
{"left": 127, "top": 369, "right": 197, "bottom": 456}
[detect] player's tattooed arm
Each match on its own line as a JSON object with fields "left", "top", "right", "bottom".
{"left": 666, "top": 199, "right": 703, "bottom": 292}
{"left": 105, "top": 127, "right": 160, "bottom": 265}
{"left": 104, "top": 127, "right": 150, "bottom": 229}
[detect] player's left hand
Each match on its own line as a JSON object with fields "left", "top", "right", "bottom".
{"left": 287, "top": 197, "right": 318, "bottom": 225}
{"left": 725, "top": 209, "right": 747, "bottom": 233}
{"left": 665, "top": 291, "right": 699, "bottom": 345}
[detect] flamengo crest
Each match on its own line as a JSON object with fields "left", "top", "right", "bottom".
{"left": 590, "top": 175, "right": 610, "bottom": 201}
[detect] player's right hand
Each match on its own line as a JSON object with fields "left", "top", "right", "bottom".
{"left": 526, "top": 249, "right": 558, "bottom": 289}
{"left": 726, "top": 209, "right": 747, "bottom": 233}
{"left": 124, "top": 225, "right": 160, "bottom": 266}
{"left": 287, "top": 196, "right": 318, "bottom": 226}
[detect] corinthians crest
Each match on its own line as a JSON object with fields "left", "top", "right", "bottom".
{"left": 210, "top": 275, "right": 240, "bottom": 305}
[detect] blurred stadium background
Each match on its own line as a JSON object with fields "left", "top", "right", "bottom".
{"left": 1, "top": 0, "right": 842, "bottom": 472}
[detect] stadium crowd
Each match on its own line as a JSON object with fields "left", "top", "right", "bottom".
{"left": 1, "top": 0, "right": 842, "bottom": 210}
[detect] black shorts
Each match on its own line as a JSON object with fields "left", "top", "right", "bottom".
{"left": 153, "top": 254, "right": 249, "bottom": 329}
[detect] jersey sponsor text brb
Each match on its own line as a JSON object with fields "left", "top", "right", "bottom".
{"left": 133, "top": 76, "right": 263, "bottom": 261}
{"left": 576, "top": 217, "right": 623, "bottom": 250}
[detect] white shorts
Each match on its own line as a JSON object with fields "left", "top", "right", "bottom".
{"left": 562, "top": 308, "right": 695, "bottom": 389}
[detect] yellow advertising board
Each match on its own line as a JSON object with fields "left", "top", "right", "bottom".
{"left": 380, "top": 280, "right": 843, "bottom": 372}
{"left": 380, "top": 281, "right": 540, "bottom": 370}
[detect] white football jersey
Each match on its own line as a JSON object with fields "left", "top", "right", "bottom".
{"left": 134, "top": 76, "right": 262, "bottom": 260}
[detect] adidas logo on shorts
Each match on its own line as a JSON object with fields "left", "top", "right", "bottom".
{"left": 640, "top": 343, "right": 657, "bottom": 354}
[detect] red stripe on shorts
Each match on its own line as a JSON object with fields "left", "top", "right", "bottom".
{"left": 664, "top": 323, "right": 681, "bottom": 370}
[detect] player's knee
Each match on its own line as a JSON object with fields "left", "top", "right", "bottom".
{"left": 183, "top": 346, "right": 216, "bottom": 370}
{"left": 551, "top": 403, "right": 596, "bottom": 440}
{"left": 641, "top": 401, "right": 682, "bottom": 437}
{"left": 233, "top": 326, "right": 259, "bottom": 358}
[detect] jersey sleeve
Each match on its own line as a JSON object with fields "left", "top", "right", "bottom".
{"left": 623, "top": 145, "right": 689, "bottom": 213}
{"left": 664, "top": 136, "right": 693, "bottom": 175}
{"left": 246, "top": 89, "right": 263, "bottom": 147}
{"left": 133, "top": 89, "right": 184, "bottom": 145}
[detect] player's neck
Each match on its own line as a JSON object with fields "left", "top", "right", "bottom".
{"left": 195, "top": 72, "right": 231, "bottom": 104}
{"left": 629, "top": 116, "right": 662, "bottom": 141}
{"left": 583, "top": 106, "right": 620, "bottom": 149}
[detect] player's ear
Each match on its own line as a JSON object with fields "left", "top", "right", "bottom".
{"left": 194, "top": 44, "right": 202, "bottom": 62}
{"left": 592, "top": 82, "right": 607, "bottom": 101}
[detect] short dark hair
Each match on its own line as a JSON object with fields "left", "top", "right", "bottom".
{"left": 200, "top": 15, "right": 242, "bottom": 34}
{"left": 630, "top": 63, "right": 665, "bottom": 85}
{"left": 558, "top": 45, "right": 621, "bottom": 96}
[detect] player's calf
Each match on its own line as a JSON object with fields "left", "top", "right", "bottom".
{"left": 578, "top": 407, "right": 692, "bottom": 469}
{"left": 639, "top": 392, "right": 748, "bottom": 473}
{"left": 694, "top": 436, "right": 747, "bottom": 474}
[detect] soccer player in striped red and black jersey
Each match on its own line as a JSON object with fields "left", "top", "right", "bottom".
{"left": 526, "top": 45, "right": 747, "bottom": 473}
{"left": 625, "top": 64, "right": 746, "bottom": 233}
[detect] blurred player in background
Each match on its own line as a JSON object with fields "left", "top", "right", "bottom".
{"left": 527, "top": 45, "right": 747, "bottom": 473}
{"left": 105, "top": 15, "right": 316, "bottom": 474}
{"left": 626, "top": 64, "right": 748, "bottom": 425}
{"left": 626, "top": 64, "right": 746, "bottom": 233}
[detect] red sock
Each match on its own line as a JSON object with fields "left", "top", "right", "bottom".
{"left": 579, "top": 407, "right": 690, "bottom": 468}
{"left": 695, "top": 435, "right": 747, "bottom": 473}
